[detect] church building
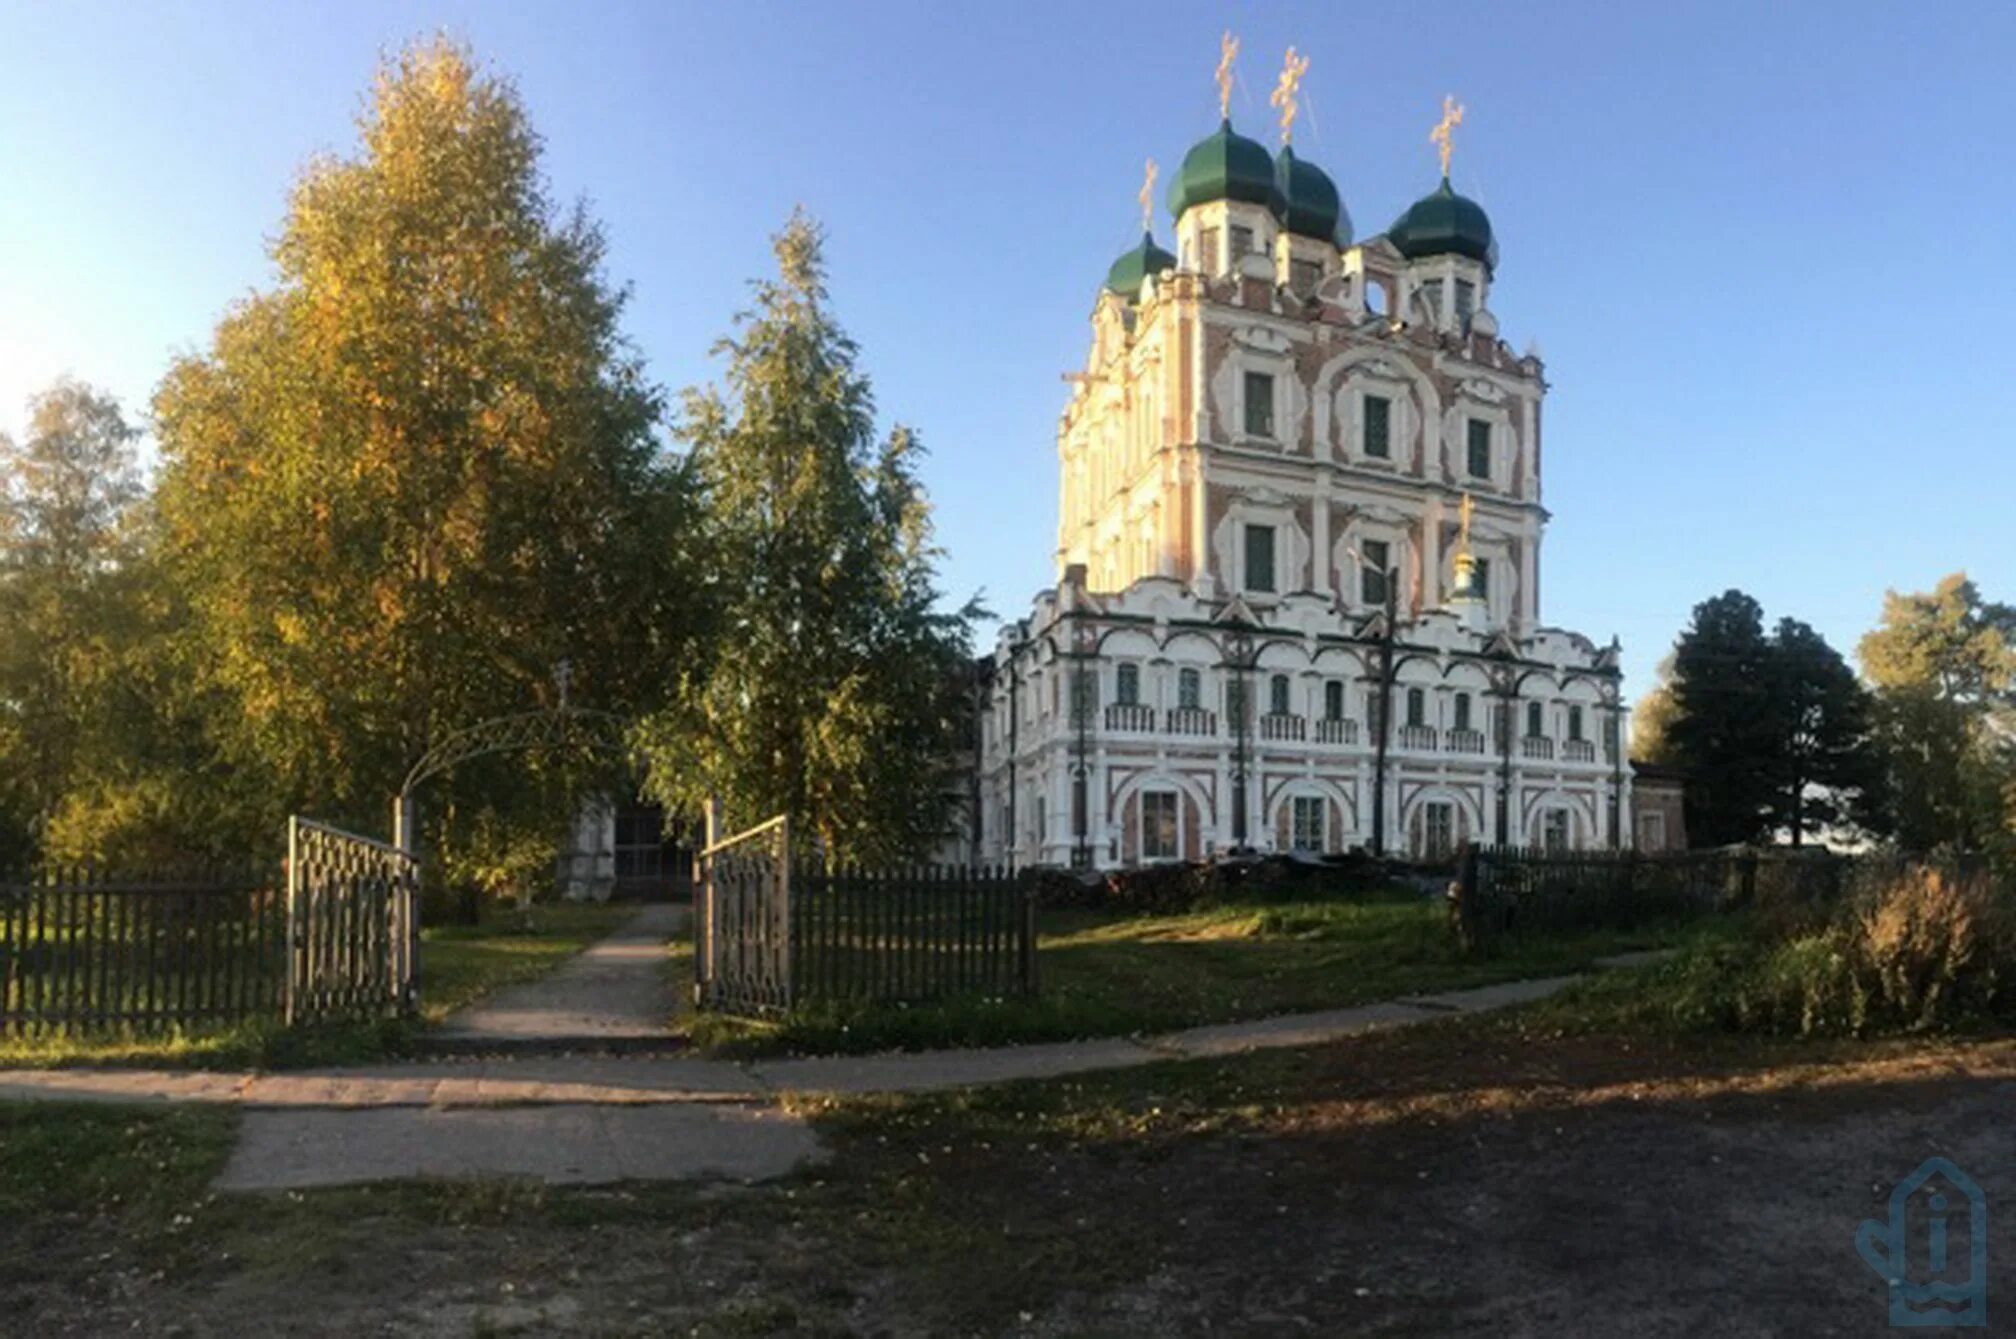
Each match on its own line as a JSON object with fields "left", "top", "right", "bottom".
{"left": 972, "top": 46, "right": 1630, "bottom": 868}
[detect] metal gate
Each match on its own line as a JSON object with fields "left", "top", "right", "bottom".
{"left": 286, "top": 817, "right": 418, "bottom": 1023}
{"left": 694, "top": 814, "right": 792, "bottom": 1015}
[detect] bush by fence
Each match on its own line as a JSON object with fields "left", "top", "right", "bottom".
{"left": 1452, "top": 845, "right": 1778, "bottom": 953}
{"left": 1577, "top": 859, "right": 2016, "bottom": 1037}
{"left": 1028, "top": 850, "right": 1399, "bottom": 916}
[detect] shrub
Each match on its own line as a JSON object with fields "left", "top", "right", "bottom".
{"left": 1623, "top": 861, "right": 2016, "bottom": 1039}
{"left": 1029, "top": 851, "right": 1401, "bottom": 916}
{"left": 1851, "top": 863, "right": 2015, "bottom": 1029}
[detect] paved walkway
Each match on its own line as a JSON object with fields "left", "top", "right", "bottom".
{"left": 0, "top": 972, "right": 1610, "bottom": 1111}
{"left": 429, "top": 901, "right": 686, "bottom": 1050}
{"left": 0, "top": 926, "right": 1672, "bottom": 1191}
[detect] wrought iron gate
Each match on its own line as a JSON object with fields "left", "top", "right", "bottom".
{"left": 286, "top": 817, "right": 418, "bottom": 1023}
{"left": 694, "top": 814, "right": 793, "bottom": 1015}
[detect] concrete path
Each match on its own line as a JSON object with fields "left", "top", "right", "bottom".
{"left": 429, "top": 901, "right": 686, "bottom": 1050}
{"left": 0, "top": 971, "right": 1603, "bottom": 1111}
{"left": 0, "top": 953, "right": 1670, "bottom": 1190}
{"left": 215, "top": 1102, "right": 824, "bottom": 1190}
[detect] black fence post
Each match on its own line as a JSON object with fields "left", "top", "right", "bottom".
{"left": 1020, "top": 880, "right": 1040, "bottom": 997}
{"left": 1453, "top": 844, "right": 1481, "bottom": 956}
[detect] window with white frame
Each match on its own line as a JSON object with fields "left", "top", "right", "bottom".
{"left": 1360, "top": 538, "right": 1390, "bottom": 606}
{"left": 1569, "top": 705, "right": 1585, "bottom": 742}
{"left": 1177, "top": 667, "right": 1201, "bottom": 710}
{"left": 1291, "top": 796, "right": 1325, "bottom": 852}
{"left": 1406, "top": 686, "right": 1426, "bottom": 728}
{"left": 1466, "top": 418, "right": 1492, "bottom": 480}
{"left": 1419, "top": 801, "right": 1455, "bottom": 860}
{"left": 1142, "top": 790, "right": 1179, "bottom": 860}
{"left": 1115, "top": 663, "right": 1140, "bottom": 706}
{"left": 1324, "top": 680, "right": 1345, "bottom": 721}
{"left": 1244, "top": 522, "right": 1277, "bottom": 593}
{"left": 1269, "top": 673, "right": 1291, "bottom": 716}
{"left": 1526, "top": 701, "right": 1545, "bottom": 737}
{"left": 1243, "top": 372, "right": 1276, "bottom": 439}
{"left": 1417, "top": 278, "right": 1445, "bottom": 324}
{"left": 1454, "top": 692, "right": 1473, "bottom": 732}
{"left": 1363, "top": 394, "right": 1392, "bottom": 459}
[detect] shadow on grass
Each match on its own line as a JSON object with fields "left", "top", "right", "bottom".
{"left": 676, "top": 894, "right": 1695, "bottom": 1058}
{"left": 0, "top": 901, "right": 636, "bottom": 1071}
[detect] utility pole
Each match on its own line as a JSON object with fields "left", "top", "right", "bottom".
{"left": 1493, "top": 663, "right": 1518, "bottom": 847}
{"left": 1369, "top": 566, "right": 1399, "bottom": 857}
{"left": 1606, "top": 679, "right": 1625, "bottom": 849}
{"left": 1069, "top": 618, "right": 1095, "bottom": 870}
{"left": 1225, "top": 617, "right": 1256, "bottom": 850}
{"left": 1005, "top": 637, "right": 1022, "bottom": 874}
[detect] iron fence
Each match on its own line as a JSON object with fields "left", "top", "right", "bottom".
{"left": 0, "top": 863, "right": 285, "bottom": 1036}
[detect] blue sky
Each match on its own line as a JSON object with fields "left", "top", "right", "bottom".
{"left": 3, "top": 1, "right": 2013, "bottom": 699}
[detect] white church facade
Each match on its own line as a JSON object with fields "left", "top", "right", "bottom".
{"left": 972, "top": 74, "right": 1630, "bottom": 869}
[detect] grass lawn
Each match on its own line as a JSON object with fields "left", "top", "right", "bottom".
{"left": 8, "top": 948, "right": 2014, "bottom": 1335}
{"left": 0, "top": 899, "right": 634, "bottom": 1071}
{"left": 674, "top": 890, "right": 1688, "bottom": 1056}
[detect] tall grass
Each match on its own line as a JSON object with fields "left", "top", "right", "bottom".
{"left": 1599, "top": 862, "right": 2016, "bottom": 1038}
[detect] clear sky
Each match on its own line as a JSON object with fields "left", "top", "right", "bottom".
{"left": 4, "top": 1, "right": 2013, "bottom": 699}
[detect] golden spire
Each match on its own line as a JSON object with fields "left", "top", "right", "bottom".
{"left": 1430, "top": 95, "right": 1465, "bottom": 178}
{"left": 1270, "top": 47, "right": 1310, "bottom": 145}
{"left": 1139, "top": 158, "right": 1158, "bottom": 234}
{"left": 1215, "top": 31, "right": 1240, "bottom": 120}
{"left": 1458, "top": 492, "right": 1475, "bottom": 555}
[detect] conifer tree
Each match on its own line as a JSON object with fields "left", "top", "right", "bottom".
{"left": 1764, "top": 616, "right": 1880, "bottom": 845}
{"left": 1664, "top": 590, "right": 1781, "bottom": 844}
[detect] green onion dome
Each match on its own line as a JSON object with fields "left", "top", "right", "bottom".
{"left": 1273, "top": 146, "right": 1351, "bottom": 246}
{"left": 1104, "top": 232, "right": 1177, "bottom": 297}
{"left": 1389, "top": 177, "right": 1497, "bottom": 271}
{"left": 1167, "top": 119, "right": 1281, "bottom": 218}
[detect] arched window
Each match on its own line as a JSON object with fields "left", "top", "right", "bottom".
{"left": 1454, "top": 692, "right": 1473, "bottom": 732}
{"left": 1526, "top": 701, "right": 1545, "bottom": 737}
{"left": 1177, "top": 668, "right": 1202, "bottom": 711}
{"left": 1115, "top": 663, "right": 1140, "bottom": 707}
{"left": 1406, "top": 687, "right": 1426, "bottom": 728}
{"left": 1269, "top": 673, "right": 1291, "bottom": 716}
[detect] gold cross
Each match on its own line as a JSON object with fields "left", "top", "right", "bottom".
{"left": 1216, "top": 32, "right": 1240, "bottom": 120}
{"left": 1430, "top": 95, "right": 1465, "bottom": 177}
{"left": 1271, "top": 47, "right": 1310, "bottom": 145}
{"left": 1139, "top": 158, "right": 1158, "bottom": 233}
